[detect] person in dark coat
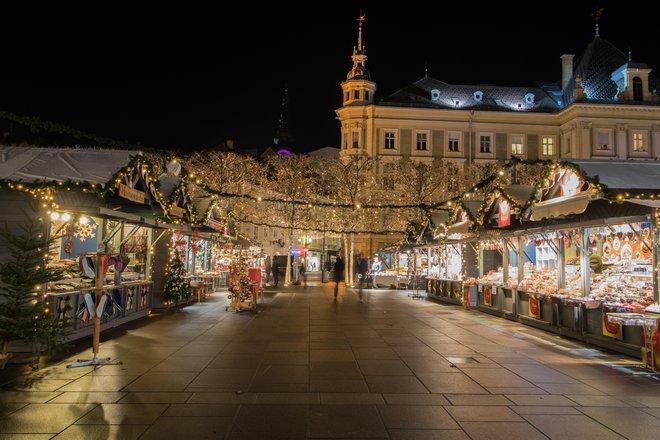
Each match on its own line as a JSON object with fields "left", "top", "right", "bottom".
{"left": 333, "top": 255, "right": 344, "bottom": 300}
{"left": 357, "top": 254, "right": 369, "bottom": 302}
{"left": 271, "top": 254, "right": 280, "bottom": 287}
{"left": 264, "top": 255, "right": 271, "bottom": 284}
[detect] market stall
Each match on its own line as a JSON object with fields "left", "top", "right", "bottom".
{"left": 426, "top": 203, "right": 479, "bottom": 306}
{"left": 0, "top": 147, "right": 169, "bottom": 342}
{"left": 475, "top": 186, "right": 533, "bottom": 318}
{"left": 466, "top": 161, "right": 660, "bottom": 363}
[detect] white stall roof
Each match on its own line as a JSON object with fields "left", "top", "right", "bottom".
{"left": 0, "top": 146, "right": 141, "bottom": 185}
{"left": 566, "top": 159, "right": 660, "bottom": 190}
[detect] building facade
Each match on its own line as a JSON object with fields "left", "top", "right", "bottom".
{"left": 337, "top": 22, "right": 660, "bottom": 168}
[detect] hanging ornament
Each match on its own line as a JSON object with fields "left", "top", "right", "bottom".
{"left": 74, "top": 222, "right": 97, "bottom": 241}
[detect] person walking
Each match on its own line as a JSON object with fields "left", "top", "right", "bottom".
{"left": 271, "top": 254, "right": 280, "bottom": 288}
{"left": 357, "top": 253, "right": 368, "bottom": 302}
{"left": 333, "top": 255, "right": 344, "bottom": 300}
{"left": 264, "top": 255, "right": 271, "bottom": 285}
{"left": 299, "top": 260, "right": 307, "bottom": 287}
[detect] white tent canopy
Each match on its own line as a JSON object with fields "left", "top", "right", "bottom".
{"left": 0, "top": 146, "right": 141, "bottom": 185}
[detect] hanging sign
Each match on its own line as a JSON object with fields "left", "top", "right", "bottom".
{"left": 602, "top": 312, "right": 623, "bottom": 340}
{"left": 483, "top": 285, "right": 492, "bottom": 306}
{"left": 497, "top": 197, "right": 511, "bottom": 227}
{"left": 169, "top": 206, "right": 185, "bottom": 218}
{"left": 205, "top": 218, "right": 225, "bottom": 232}
{"left": 529, "top": 297, "right": 541, "bottom": 319}
{"left": 559, "top": 170, "right": 582, "bottom": 197}
{"left": 118, "top": 183, "right": 145, "bottom": 203}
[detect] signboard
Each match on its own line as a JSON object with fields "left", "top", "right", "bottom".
{"left": 169, "top": 205, "right": 185, "bottom": 218}
{"left": 290, "top": 248, "right": 300, "bottom": 256}
{"left": 529, "top": 297, "right": 541, "bottom": 319}
{"left": 483, "top": 285, "right": 492, "bottom": 306}
{"left": 205, "top": 218, "right": 225, "bottom": 232}
{"left": 118, "top": 183, "right": 145, "bottom": 204}
{"left": 497, "top": 197, "right": 511, "bottom": 227}
{"left": 560, "top": 171, "right": 581, "bottom": 197}
{"left": 602, "top": 312, "right": 623, "bottom": 340}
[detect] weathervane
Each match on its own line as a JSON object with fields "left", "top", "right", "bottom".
{"left": 357, "top": 11, "right": 366, "bottom": 50}
{"left": 592, "top": 6, "right": 605, "bottom": 37}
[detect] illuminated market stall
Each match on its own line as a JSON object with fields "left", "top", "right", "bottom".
{"left": 0, "top": 147, "right": 196, "bottom": 342}
{"left": 475, "top": 185, "right": 533, "bottom": 318}
{"left": 470, "top": 161, "right": 660, "bottom": 362}
{"left": 426, "top": 202, "right": 479, "bottom": 306}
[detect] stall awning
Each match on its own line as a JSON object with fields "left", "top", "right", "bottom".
{"left": 527, "top": 193, "right": 594, "bottom": 221}
{"left": 447, "top": 221, "right": 470, "bottom": 235}
{"left": 566, "top": 159, "right": 660, "bottom": 191}
{"left": 0, "top": 146, "right": 141, "bottom": 184}
{"left": 626, "top": 199, "right": 660, "bottom": 208}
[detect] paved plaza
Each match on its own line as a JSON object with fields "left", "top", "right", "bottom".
{"left": 1, "top": 284, "right": 660, "bottom": 439}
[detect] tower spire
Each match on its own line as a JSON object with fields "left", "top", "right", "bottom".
{"left": 357, "top": 11, "right": 365, "bottom": 51}
{"left": 592, "top": 6, "right": 605, "bottom": 37}
{"left": 274, "top": 85, "right": 294, "bottom": 148}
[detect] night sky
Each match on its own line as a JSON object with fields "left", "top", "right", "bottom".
{"left": 1, "top": 2, "right": 659, "bottom": 154}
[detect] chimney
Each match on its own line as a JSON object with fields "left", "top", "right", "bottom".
{"left": 561, "top": 54, "right": 575, "bottom": 89}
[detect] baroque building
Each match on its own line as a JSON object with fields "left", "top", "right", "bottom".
{"left": 336, "top": 19, "right": 660, "bottom": 174}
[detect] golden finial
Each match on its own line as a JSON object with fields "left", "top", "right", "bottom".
{"left": 592, "top": 6, "right": 605, "bottom": 37}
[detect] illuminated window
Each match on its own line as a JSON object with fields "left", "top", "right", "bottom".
{"left": 384, "top": 130, "right": 396, "bottom": 149}
{"left": 633, "top": 77, "right": 643, "bottom": 101}
{"left": 480, "top": 135, "right": 491, "bottom": 153}
{"left": 541, "top": 136, "right": 555, "bottom": 156}
{"left": 352, "top": 131, "right": 360, "bottom": 148}
{"left": 448, "top": 132, "right": 460, "bottom": 152}
{"left": 511, "top": 134, "right": 523, "bottom": 155}
{"left": 416, "top": 131, "right": 428, "bottom": 151}
{"left": 633, "top": 132, "right": 646, "bottom": 152}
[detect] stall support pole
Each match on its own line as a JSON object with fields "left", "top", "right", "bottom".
{"left": 581, "top": 228, "right": 590, "bottom": 297}
{"left": 68, "top": 252, "right": 122, "bottom": 369}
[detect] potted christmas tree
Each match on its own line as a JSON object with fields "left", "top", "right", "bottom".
{"left": 0, "top": 206, "right": 68, "bottom": 369}
{"left": 163, "top": 249, "right": 190, "bottom": 309}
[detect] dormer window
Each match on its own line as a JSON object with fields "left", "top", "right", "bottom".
{"left": 452, "top": 97, "right": 460, "bottom": 106}
{"left": 431, "top": 89, "right": 441, "bottom": 101}
{"left": 473, "top": 91, "right": 483, "bottom": 102}
{"left": 524, "top": 93, "right": 535, "bottom": 105}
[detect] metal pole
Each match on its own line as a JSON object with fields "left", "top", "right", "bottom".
{"left": 321, "top": 224, "right": 327, "bottom": 283}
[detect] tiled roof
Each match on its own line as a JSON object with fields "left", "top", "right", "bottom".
{"left": 565, "top": 37, "right": 660, "bottom": 104}
{"left": 380, "top": 76, "right": 561, "bottom": 112}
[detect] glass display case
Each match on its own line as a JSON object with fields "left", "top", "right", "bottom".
{"left": 586, "top": 222, "right": 654, "bottom": 310}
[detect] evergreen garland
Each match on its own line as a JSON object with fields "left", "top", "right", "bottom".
{"left": 162, "top": 250, "right": 190, "bottom": 306}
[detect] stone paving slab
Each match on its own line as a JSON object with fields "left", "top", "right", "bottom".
{"left": 2, "top": 285, "right": 660, "bottom": 439}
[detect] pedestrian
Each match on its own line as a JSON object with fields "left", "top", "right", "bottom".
{"left": 271, "top": 254, "right": 280, "bottom": 287}
{"left": 357, "top": 253, "right": 368, "bottom": 302}
{"left": 333, "top": 255, "right": 344, "bottom": 300}
{"left": 299, "top": 260, "right": 307, "bottom": 287}
{"left": 264, "top": 255, "right": 271, "bottom": 284}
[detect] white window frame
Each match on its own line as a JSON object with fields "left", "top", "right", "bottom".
{"left": 541, "top": 135, "right": 556, "bottom": 157}
{"left": 631, "top": 130, "right": 649, "bottom": 155}
{"left": 477, "top": 132, "right": 494, "bottom": 157}
{"left": 446, "top": 131, "right": 462, "bottom": 154}
{"left": 510, "top": 134, "right": 524, "bottom": 156}
{"left": 383, "top": 129, "right": 398, "bottom": 151}
{"left": 415, "top": 130, "right": 430, "bottom": 152}
{"left": 592, "top": 128, "right": 613, "bottom": 156}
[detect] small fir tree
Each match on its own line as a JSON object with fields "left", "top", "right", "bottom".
{"left": 163, "top": 249, "right": 190, "bottom": 307}
{"left": 0, "top": 206, "right": 68, "bottom": 368}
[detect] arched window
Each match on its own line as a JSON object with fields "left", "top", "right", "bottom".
{"left": 633, "top": 77, "right": 643, "bottom": 101}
